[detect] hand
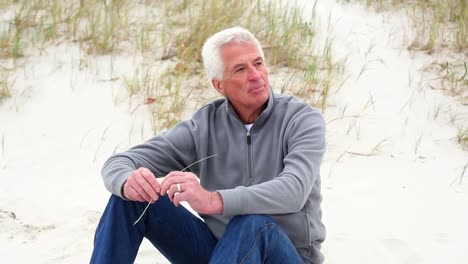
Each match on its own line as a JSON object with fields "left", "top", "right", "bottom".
{"left": 160, "top": 171, "right": 223, "bottom": 215}
{"left": 123, "top": 167, "right": 161, "bottom": 203}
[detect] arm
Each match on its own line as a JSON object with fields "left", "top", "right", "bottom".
{"left": 101, "top": 120, "right": 199, "bottom": 199}
{"left": 219, "top": 108, "right": 326, "bottom": 215}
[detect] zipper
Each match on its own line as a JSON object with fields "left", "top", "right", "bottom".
{"left": 246, "top": 131, "right": 253, "bottom": 183}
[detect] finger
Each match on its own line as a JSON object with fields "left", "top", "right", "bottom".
{"left": 126, "top": 185, "right": 146, "bottom": 202}
{"left": 189, "top": 172, "right": 198, "bottom": 180}
{"left": 136, "top": 169, "right": 159, "bottom": 200}
{"left": 172, "top": 191, "right": 188, "bottom": 207}
{"left": 163, "top": 171, "right": 195, "bottom": 187}
{"left": 141, "top": 168, "right": 161, "bottom": 194}
{"left": 160, "top": 175, "right": 184, "bottom": 195}
{"left": 167, "top": 184, "right": 176, "bottom": 202}
{"left": 130, "top": 176, "right": 153, "bottom": 202}
{"left": 124, "top": 178, "right": 147, "bottom": 202}
{"left": 167, "top": 183, "right": 183, "bottom": 202}
{"left": 160, "top": 171, "right": 181, "bottom": 185}
{"left": 127, "top": 172, "right": 149, "bottom": 198}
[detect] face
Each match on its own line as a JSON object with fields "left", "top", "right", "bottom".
{"left": 212, "top": 42, "right": 270, "bottom": 117}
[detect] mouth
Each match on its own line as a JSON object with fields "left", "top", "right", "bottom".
{"left": 248, "top": 83, "right": 265, "bottom": 93}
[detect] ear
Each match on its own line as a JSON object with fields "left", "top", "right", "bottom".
{"left": 211, "top": 79, "right": 225, "bottom": 96}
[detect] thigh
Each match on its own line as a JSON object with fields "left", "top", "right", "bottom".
{"left": 210, "top": 215, "right": 304, "bottom": 264}
{"left": 143, "top": 195, "right": 218, "bottom": 264}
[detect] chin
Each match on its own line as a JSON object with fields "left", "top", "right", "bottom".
{"left": 259, "top": 91, "right": 269, "bottom": 103}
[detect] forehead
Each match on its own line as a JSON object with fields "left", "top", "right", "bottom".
{"left": 220, "top": 42, "right": 262, "bottom": 67}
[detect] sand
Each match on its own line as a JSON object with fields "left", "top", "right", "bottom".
{"left": 0, "top": 0, "right": 466, "bottom": 263}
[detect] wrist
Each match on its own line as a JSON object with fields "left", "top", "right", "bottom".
{"left": 121, "top": 180, "right": 129, "bottom": 200}
{"left": 209, "top": 191, "right": 224, "bottom": 215}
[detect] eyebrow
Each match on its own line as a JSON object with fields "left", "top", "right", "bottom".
{"left": 253, "top": 57, "right": 263, "bottom": 63}
{"left": 231, "top": 57, "right": 264, "bottom": 71}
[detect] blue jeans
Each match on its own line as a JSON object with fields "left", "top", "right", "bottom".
{"left": 90, "top": 195, "right": 304, "bottom": 264}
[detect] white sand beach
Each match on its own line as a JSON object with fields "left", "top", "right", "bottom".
{"left": 0, "top": 0, "right": 466, "bottom": 263}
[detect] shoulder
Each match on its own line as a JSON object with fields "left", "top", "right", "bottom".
{"left": 161, "top": 98, "right": 225, "bottom": 145}
{"left": 274, "top": 93, "right": 324, "bottom": 125}
{"left": 192, "top": 97, "right": 226, "bottom": 119}
{"left": 176, "top": 97, "right": 226, "bottom": 131}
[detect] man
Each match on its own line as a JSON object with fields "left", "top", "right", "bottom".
{"left": 91, "top": 27, "right": 326, "bottom": 264}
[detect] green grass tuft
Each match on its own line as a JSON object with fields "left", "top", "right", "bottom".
{"left": 0, "top": 68, "right": 14, "bottom": 103}
{"left": 0, "top": 0, "right": 343, "bottom": 133}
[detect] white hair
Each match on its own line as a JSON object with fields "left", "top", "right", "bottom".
{"left": 201, "top": 27, "right": 264, "bottom": 81}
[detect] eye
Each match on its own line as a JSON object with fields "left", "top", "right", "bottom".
{"left": 255, "top": 61, "right": 263, "bottom": 66}
{"left": 235, "top": 67, "right": 245, "bottom": 72}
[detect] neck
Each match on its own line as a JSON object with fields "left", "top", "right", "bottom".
{"left": 232, "top": 102, "right": 267, "bottom": 124}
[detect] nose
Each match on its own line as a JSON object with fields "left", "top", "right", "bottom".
{"left": 247, "top": 65, "right": 260, "bottom": 81}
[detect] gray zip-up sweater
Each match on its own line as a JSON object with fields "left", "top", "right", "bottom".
{"left": 102, "top": 89, "right": 326, "bottom": 263}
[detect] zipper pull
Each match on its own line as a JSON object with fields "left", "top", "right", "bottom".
{"left": 246, "top": 131, "right": 251, "bottom": 145}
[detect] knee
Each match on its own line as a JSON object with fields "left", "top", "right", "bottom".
{"left": 107, "top": 194, "right": 147, "bottom": 211}
{"left": 108, "top": 194, "right": 125, "bottom": 204}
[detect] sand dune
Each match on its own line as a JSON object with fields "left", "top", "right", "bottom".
{"left": 0, "top": 0, "right": 466, "bottom": 263}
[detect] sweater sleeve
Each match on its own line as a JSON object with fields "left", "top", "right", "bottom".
{"left": 101, "top": 120, "right": 199, "bottom": 198}
{"left": 218, "top": 108, "right": 325, "bottom": 216}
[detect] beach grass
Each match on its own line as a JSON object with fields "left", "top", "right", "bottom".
{"left": 125, "top": 0, "right": 341, "bottom": 131}
{"left": 456, "top": 125, "right": 468, "bottom": 150}
{"left": 0, "top": 67, "right": 13, "bottom": 102}
{"left": 360, "top": 0, "right": 466, "bottom": 54}
{"left": 356, "top": 0, "right": 467, "bottom": 98}
{"left": 0, "top": 0, "right": 341, "bottom": 132}
{"left": 351, "top": 0, "right": 467, "bottom": 149}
